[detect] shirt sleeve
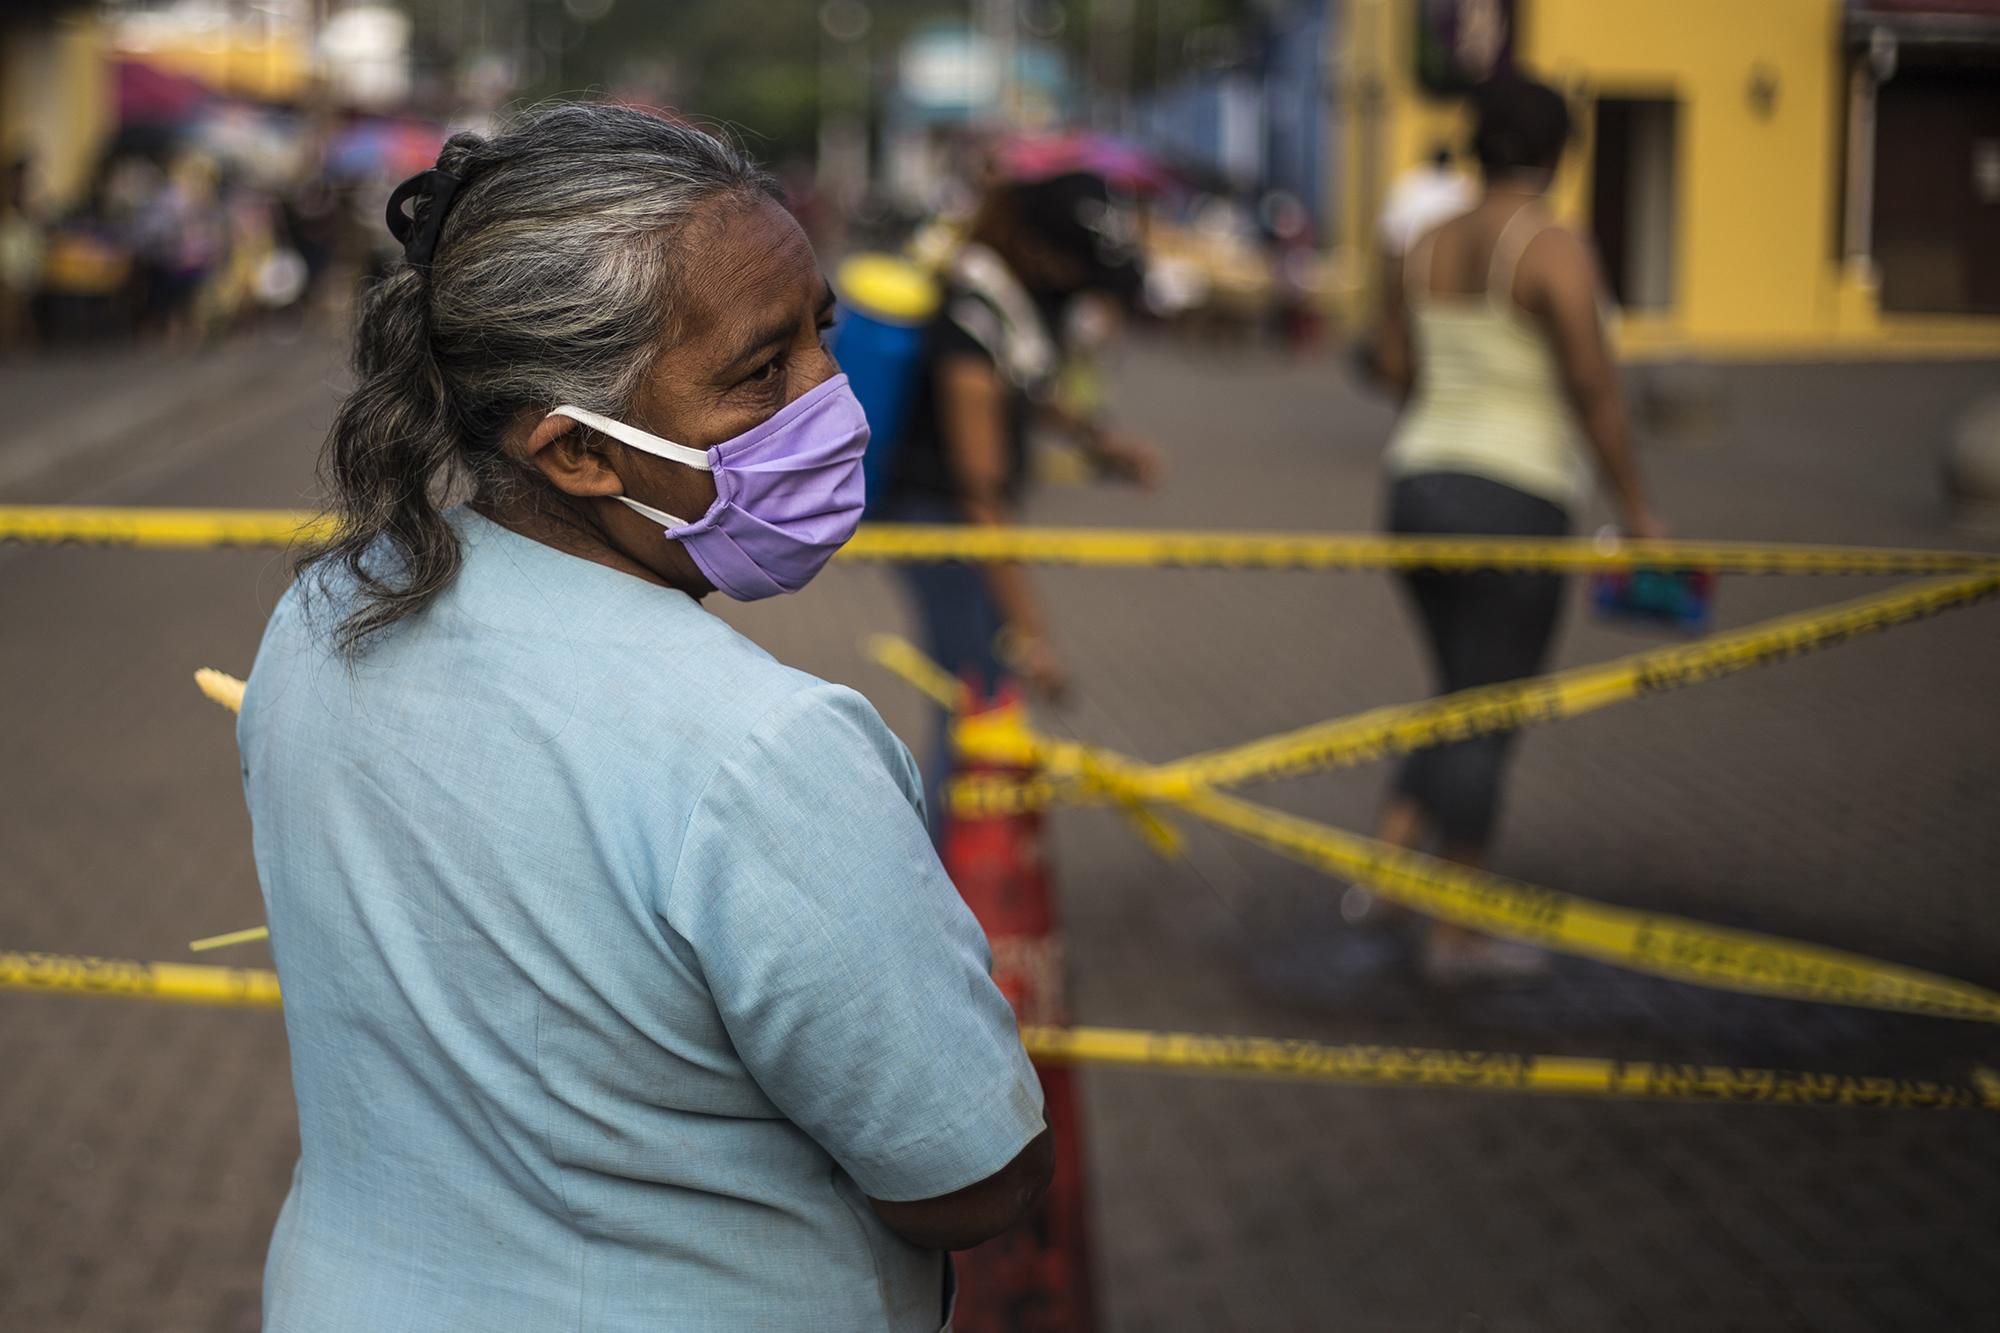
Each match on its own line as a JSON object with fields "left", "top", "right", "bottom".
{"left": 935, "top": 294, "right": 1002, "bottom": 368}
{"left": 663, "top": 682, "right": 1046, "bottom": 1202}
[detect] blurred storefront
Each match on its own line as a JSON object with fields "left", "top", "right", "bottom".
{"left": 110, "top": 1, "right": 316, "bottom": 105}
{"left": 1335, "top": 0, "right": 2000, "bottom": 358}
{"left": 1, "top": 2, "right": 113, "bottom": 210}
{"left": 883, "top": 22, "right": 1078, "bottom": 211}
{"left": 1141, "top": 0, "right": 1335, "bottom": 221}
{"left": 1851, "top": 1, "right": 2000, "bottom": 320}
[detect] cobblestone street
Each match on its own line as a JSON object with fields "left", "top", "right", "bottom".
{"left": 2, "top": 333, "right": 1997, "bottom": 1331}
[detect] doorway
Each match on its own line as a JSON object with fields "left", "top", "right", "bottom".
{"left": 1873, "top": 68, "right": 2000, "bottom": 315}
{"left": 1590, "top": 97, "right": 1680, "bottom": 312}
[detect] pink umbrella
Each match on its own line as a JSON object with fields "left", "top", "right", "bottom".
{"left": 116, "top": 59, "right": 215, "bottom": 126}
{"left": 995, "top": 132, "right": 1180, "bottom": 195}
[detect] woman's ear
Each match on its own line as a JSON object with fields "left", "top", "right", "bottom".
{"left": 521, "top": 412, "right": 625, "bottom": 499}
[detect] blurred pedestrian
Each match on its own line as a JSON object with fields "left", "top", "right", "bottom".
{"left": 198, "top": 172, "right": 277, "bottom": 336}
{"left": 1378, "top": 143, "right": 1475, "bottom": 259}
{"left": 132, "top": 153, "right": 227, "bottom": 346}
{"left": 278, "top": 172, "right": 340, "bottom": 322}
{"left": 1363, "top": 75, "right": 1666, "bottom": 985}
{"left": 240, "top": 103, "right": 1048, "bottom": 1331}
{"left": 0, "top": 157, "right": 45, "bottom": 354}
{"left": 1259, "top": 188, "right": 1322, "bottom": 352}
{"left": 873, "top": 171, "right": 1160, "bottom": 822}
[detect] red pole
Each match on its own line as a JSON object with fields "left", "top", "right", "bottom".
{"left": 940, "top": 689, "right": 1097, "bottom": 1332}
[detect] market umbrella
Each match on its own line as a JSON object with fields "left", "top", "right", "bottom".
{"left": 116, "top": 59, "right": 214, "bottom": 126}
{"left": 995, "top": 132, "right": 1180, "bottom": 195}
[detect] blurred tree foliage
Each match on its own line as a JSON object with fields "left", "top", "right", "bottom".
{"left": 559, "top": 0, "right": 948, "bottom": 162}
{"left": 439, "top": 0, "right": 1268, "bottom": 163}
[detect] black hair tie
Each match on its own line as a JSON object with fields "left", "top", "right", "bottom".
{"left": 385, "top": 168, "right": 463, "bottom": 269}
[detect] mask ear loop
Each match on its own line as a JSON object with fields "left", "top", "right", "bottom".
{"left": 615, "top": 494, "right": 693, "bottom": 531}
{"left": 544, "top": 405, "right": 711, "bottom": 529}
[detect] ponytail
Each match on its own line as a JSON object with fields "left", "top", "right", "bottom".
{"left": 298, "top": 266, "right": 469, "bottom": 657}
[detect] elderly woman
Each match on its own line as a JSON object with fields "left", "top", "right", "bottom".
{"left": 238, "top": 104, "right": 1049, "bottom": 1331}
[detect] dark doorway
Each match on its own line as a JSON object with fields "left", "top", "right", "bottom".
{"left": 1873, "top": 68, "right": 2000, "bottom": 315}
{"left": 1590, "top": 98, "right": 1679, "bottom": 311}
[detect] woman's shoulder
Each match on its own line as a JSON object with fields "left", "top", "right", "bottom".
{"left": 740, "top": 675, "right": 902, "bottom": 771}
{"left": 677, "top": 677, "right": 921, "bottom": 873}
{"left": 1512, "top": 217, "right": 1593, "bottom": 272}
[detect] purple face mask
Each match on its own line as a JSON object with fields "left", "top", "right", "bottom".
{"left": 545, "top": 374, "right": 870, "bottom": 600}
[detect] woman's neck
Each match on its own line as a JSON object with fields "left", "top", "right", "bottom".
{"left": 1482, "top": 171, "right": 1553, "bottom": 202}
{"left": 472, "top": 491, "right": 699, "bottom": 597}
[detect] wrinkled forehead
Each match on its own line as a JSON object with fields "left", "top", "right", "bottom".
{"left": 664, "top": 192, "right": 820, "bottom": 360}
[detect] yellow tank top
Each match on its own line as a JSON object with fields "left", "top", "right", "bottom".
{"left": 1384, "top": 206, "right": 1588, "bottom": 510}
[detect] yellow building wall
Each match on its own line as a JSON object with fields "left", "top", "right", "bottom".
{"left": 1527, "top": 0, "right": 1846, "bottom": 351}
{"left": 1337, "top": 0, "right": 2000, "bottom": 359}
{"left": 1, "top": 13, "right": 112, "bottom": 210}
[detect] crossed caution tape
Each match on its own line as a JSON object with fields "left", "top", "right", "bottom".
{"left": 934, "top": 568, "right": 2000, "bottom": 814}
{"left": 6, "top": 507, "right": 1999, "bottom": 1110}
{"left": 33, "top": 646, "right": 1999, "bottom": 1114}
{"left": 4, "top": 950, "right": 1993, "bottom": 1112}
{"left": 868, "top": 632, "right": 2000, "bottom": 1026}
{"left": 853, "top": 546, "right": 2000, "bottom": 1026}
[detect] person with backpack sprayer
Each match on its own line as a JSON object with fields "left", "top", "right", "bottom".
{"left": 840, "top": 171, "right": 1162, "bottom": 826}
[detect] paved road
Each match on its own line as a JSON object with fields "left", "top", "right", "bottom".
{"left": 1, "top": 331, "right": 1997, "bottom": 1331}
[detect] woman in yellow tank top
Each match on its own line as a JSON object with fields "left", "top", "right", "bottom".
{"left": 1361, "top": 76, "right": 1666, "bottom": 986}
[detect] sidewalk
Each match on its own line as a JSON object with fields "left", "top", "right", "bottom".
{"left": 0, "top": 333, "right": 330, "bottom": 502}
{"left": 728, "top": 346, "right": 2000, "bottom": 1330}
{"left": 0, "top": 335, "right": 1995, "bottom": 1330}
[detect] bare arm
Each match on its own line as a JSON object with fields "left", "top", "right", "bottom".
{"left": 1037, "top": 395, "right": 1162, "bottom": 488}
{"left": 1528, "top": 230, "right": 1664, "bottom": 537}
{"left": 937, "top": 354, "right": 1065, "bottom": 693}
{"left": 868, "top": 1126, "right": 1054, "bottom": 1251}
{"left": 1366, "top": 248, "right": 1416, "bottom": 401}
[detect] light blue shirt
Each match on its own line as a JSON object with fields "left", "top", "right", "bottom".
{"left": 239, "top": 508, "right": 1043, "bottom": 1331}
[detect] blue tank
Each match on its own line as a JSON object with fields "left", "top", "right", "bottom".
{"left": 832, "top": 254, "right": 941, "bottom": 514}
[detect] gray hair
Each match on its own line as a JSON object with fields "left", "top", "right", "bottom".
{"left": 301, "top": 101, "right": 778, "bottom": 655}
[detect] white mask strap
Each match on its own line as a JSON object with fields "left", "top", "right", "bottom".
{"left": 616, "top": 494, "right": 692, "bottom": 531}
{"left": 545, "top": 404, "right": 713, "bottom": 471}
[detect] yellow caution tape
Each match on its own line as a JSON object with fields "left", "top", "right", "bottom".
{"left": 1174, "top": 787, "right": 2000, "bottom": 1024}
{"left": 4, "top": 948, "right": 1989, "bottom": 1110}
{"left": 1137, "top": 567, "right": 2000, "bottom": 798}
{"left": 0, "top": 505, "right": 330, "bottom": 548}
{"left": 862, "top": 634, "right": 961, "bottom": 709}
{"left": 189, "top": 925, "right": 269, "bottom": 952}
{"left": 842, "top": 525, "right": 2000, "bottom": 575}
{"left": 6, "top": 505, "right": 1996, "bottom": 574}
{"left": 1021, "top": 1026, "right": 2000, "bottom": 1111}
{"left": 856, "top": 640, "right": 1184, "bottom": 868}
{"left": 870, "top": 637, "right": 2000, "bottom": 1026}
{"left": 862, "top": 638, "right": 1186, "bottom": 857}
{"left": 935, "top": 569, "right": 2000, "bottom": 813}
{"left": 949, "top": 772, "right": 1087, "bottom": 818}
{"left": 0, "top": 950, "right": 282, "bottom": 1007}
